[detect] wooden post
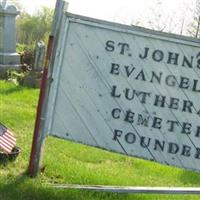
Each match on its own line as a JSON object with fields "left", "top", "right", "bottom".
{"left": 28, "top": 36, "right": 54, "bottom": 177}
{"left": 28, "top": 0, "right": 68, "bottom": 177}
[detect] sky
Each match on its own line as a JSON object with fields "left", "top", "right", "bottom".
{"left": 12, "top": 0, "right": 196, "bottom": 34}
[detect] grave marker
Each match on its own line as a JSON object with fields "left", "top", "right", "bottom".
{"left": 0, "top": 0, "right": 20, "bottom": 78}
{"left": 33, "top": 41, "right": 46, "bottom": 71}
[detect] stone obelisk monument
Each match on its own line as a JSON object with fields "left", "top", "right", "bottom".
{"left": 0, "top": 0, "right": 20, "bottom": 78}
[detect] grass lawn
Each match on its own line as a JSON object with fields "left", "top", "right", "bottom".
{"left": 1, "top": 80, "right": 200, "bottom": 200}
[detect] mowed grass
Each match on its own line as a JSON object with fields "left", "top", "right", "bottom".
{"left": 1, "top": 80, "right": 200, "bottom": 200}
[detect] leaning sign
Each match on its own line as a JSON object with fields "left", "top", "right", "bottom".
{"left": 29, "top": 0, "right": 200, "bottom": 176}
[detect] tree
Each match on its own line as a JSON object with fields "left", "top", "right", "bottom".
{"left": 16, "top": 7, "right": 54, "bottom": 46}
{"left": 187, "top": 0, "right": 200, "bottom": 38}
{"left": 131, "top": 0, "right": 192, "bottom": 36}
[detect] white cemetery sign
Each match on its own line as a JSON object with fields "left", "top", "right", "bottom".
{"left": 38, "top": 8, "right": 200, "bottom": 173}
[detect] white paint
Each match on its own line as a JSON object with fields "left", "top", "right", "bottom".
{"left": 44, "top": 11, "right": 200, "bottom": 172}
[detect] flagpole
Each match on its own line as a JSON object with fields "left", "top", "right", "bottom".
{"left": 28, "top": 36, "right": 54, "bottom": 177}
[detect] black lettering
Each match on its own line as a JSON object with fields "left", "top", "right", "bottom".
{"left": 111, "top": 85, "right": 121, "bottom": 98}
{"left": 152, "top": 50, "right": 164, "bottom": 62}
{"left": 197, "top": 109, "right": 200, "bottom": 117}
{"left": 150, "top": 71, "right": 163, "bottom": 84}
{"left": 179, "top": 76, "right": 190, "bottom": 89}
{"left": 111, "top": 108, "right": 121, "bottom": 119}
{"left": 196, "top": 52, "right": 200, "bottom": 69}
{"left": 113, "top": 129, "right": 123, "bottom": 141}
{"left": 118, "top": 43, "right": 129, "bottom": 55}
{"left": 169, "top": 97, "right": 179, "bottom": 110}
{"left": 182, "top": 56, "right": 194, "bottom": 68}
{"left": 154, "top": 140, "right": 165, "bottom": 152}
{"left": 195, "top": 148, "right": 200, "bottom": 159}
{"left": 166, "top": 120, "right": 179, "bottom": 132}
{"left": 152, "top": 117, "right": 162, "bottom": 129}
{"left": 167, "top": 52, "right": 179, "bottom": 65}
{"left": 135, "top": 70, "right": 146, "bottom": 81}
{"left": 139, "top": 47, "right": 149, "bottom": 59}
{"left": 110, "top": 63, "right": 120, "bottom": 75}
{"left": 140, "top": 136, "right": 151, "bottom": 148}
{"left": 137, "top": 114, "right": 150, "bottom": 127}
{"left": 168, "top": 143, "right": 179, "bottom": 154}
{"left": 125, "top": 88, "right": 136, "bottom": 100}
{"left": 124, "top": 110, "right": 135, "bottom": 123}
{"left": 195, "top": 126, "right": 200, "bottom": 137}
{"left": 125, "top": 132, "right": 136, "bottom": 144}
{"left": 124, "top": 65, "right": 135, "bottom": 77}
{"left": 181, "top": 145, "right": 191, "bottom": 157}
{"left": 154, "top": 95, "right": 166, "bottom": 107}
{"left": 105, "top": 40, "right": 115, "bottom": 52}
{"left": 137, "top": 91, "right": 151, "bottom": 104}
{"left": 192, "top": 79, "right": 200, "bottom": 92}
{"left": 165, "top": 75, "right": 176, "bottom": 87}
{"left": 181, "top": 122, "right": 192, "bottom": 134}
{"left": 182, "top": 100, "right": 193, "bottom": 113}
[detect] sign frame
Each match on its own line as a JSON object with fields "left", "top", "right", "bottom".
{"left": 28, "top": 1, "right": 200, "bottom": 194}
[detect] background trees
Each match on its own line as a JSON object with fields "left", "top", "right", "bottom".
{"left": 15, "top": 7, "right": 53, "bottom": 68}
{"left": 131, "top": 0, "right": 196, "bottom": 37}
{"left": 15, "top": 0, "right": 200, "bottom": 51}
{"left": 16, "top": 7, "right": 54, "bottom": 47}
{"left": 187, "top": 0, "right": 200, "bottom": 38}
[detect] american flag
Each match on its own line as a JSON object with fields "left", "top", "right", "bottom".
{"left": 0, "top": 123, "right": 16, "bottom": 154}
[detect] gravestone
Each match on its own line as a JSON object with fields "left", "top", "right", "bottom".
{"left": 33, "top": 41, "right": 46, "bottom": 71}
{"left": 22, "top": 41, "right": 46, "bottom": 88}
{"left": 0, "top": 0, "right": 21, "bottom": 78}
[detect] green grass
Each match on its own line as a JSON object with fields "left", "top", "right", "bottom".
{"left": 1, "top": 80, "right": 200, "bottom": 199}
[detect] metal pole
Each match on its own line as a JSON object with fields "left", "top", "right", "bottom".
{"left": 28, "top": 0, "right": 68, "bottom": 177}
{"left": 28, "top": 36, "right": 54, "bottom": 177}
{"left": 49, "top": 184, "right": 200, "bottom": 194}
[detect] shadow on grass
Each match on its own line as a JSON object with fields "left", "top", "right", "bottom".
{"left": 0, "top": 82, "right": 37, "bottom": 95}
{"left": 0, "top": 173, "right": 152, "bottom": 200}
{"left": 0, "top": 84, "right": 25, "bottom": 95}
{"left": 179, "top": 170, "right": 200, "bottom": 186}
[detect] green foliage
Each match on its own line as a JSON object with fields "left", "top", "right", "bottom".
{"left": 6, "top": 70, "right": 26, "bottom": 85}
{"left": 1, "top": 80, "right": 200, "bottom": 199}
{"left": 16, "top": 7, "right": 54, "bottom": 46}
{"left": 16, "top": 43, "right": 27, "bottom": 54}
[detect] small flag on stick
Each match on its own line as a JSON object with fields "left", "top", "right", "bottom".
{"left": 0, "top": 123, "right": 16, "bottom": 154}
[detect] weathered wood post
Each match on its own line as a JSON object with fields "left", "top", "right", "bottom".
{"left": 28, "top": 0, "right": 68, "bottom": 177}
